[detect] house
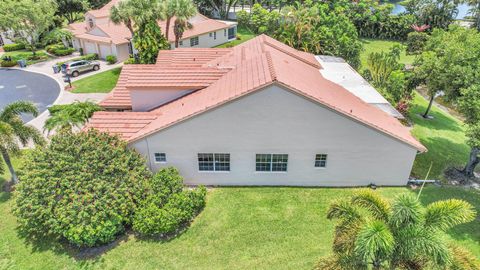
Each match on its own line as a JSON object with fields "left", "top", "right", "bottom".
{"left": 67, "top": 0, "right": 238, "bottom": 61}
{"left": 0, "top": 30, "right": 15, "bottom": 48}
{"left": 86, "top": 35, "right": 426, "bottom": 186}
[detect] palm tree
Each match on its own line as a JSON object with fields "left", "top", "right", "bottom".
{"left": 0, "top": 101, "right": 44, "bottom": 184}
{"left": 317, "top": 190, "right": 476, "bottom": 270}
{"left": 163, "top": 0, "right": 197, "bottom": 42}
{"left": 44, "top": 101, "right": 102, "bottom": 133}
{"left": 173, "top": 18, "right": 192, "bottom": 48}
{"left": 110, "top": 0, "right": 165, "bottom": 54}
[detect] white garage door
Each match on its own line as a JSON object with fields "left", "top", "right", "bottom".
{"left": 84, "top": 42, "right": 96, "bottom": 55}
{"left": 99, "top": 44, "right": 112, "bottom": 60}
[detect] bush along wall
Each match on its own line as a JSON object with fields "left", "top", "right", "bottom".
{"left": 3, "top": 43, "right": 25, "bottom": 52}
{"left": 14, "top": 130, "right": 206, "bottom": 247}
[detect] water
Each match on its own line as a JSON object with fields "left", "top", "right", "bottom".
{"left": 389, "top": 0, "right": 472, "bottom": 20}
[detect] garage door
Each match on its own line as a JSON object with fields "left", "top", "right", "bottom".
{"left": 99, "top": 44, "right": 112, "bottom": 60}
{"left": 84, "top": 42, "right": 96, "bottom": 55}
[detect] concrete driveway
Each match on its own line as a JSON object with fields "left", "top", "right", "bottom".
{"left": 0, "top": 68, "right": 61, "bottom": 122}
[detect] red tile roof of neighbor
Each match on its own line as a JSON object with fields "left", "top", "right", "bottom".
{"left": 89, "top": 35, "right": 426, "bottom": 152}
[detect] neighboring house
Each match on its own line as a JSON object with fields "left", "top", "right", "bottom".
{"left": 0, "top": 31, "right": 15, "bottom": 48}
{"left": 67, "top": 0, "right": 237, "bottom": 61}
{"left": 86, "top": 35, "right": 426, "bottom": 187}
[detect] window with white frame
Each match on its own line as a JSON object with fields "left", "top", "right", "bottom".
{"left": 154, "top": 153, "right": 166, "bottom": 163}
{"left": 209, "top": 33, "right": 213, "bottom": 37}
{"left": 198, "top": 153, "right": 230, "bottom": 171}
{"left": 190, "top": 36, "right": 199, "bottom": 46}
{"left": 315, "top": 154, "right": 327, "bottom": 168}
{"left": 214, "top": 31, "right": 217, "bottom": 40}
{"left": 224, "top": 29, "right": 227, "bottom": 36}
{"left": 256, "top": 154, "right": 288, "bottom": 172}
{"left": 179, "top": 40, "right": 183, "bottom": 46}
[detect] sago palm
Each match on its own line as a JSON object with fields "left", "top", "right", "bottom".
{"left": 0, "top": 101, "right": 44, "bottom": 184}
{"left": 317, "top": 190, "right": 476, "bottom": 270}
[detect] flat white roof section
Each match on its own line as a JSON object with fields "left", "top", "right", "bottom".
{"left": 315, "top": 55, "right": 404, "bottom": 119}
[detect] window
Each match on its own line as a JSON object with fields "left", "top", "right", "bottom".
{"left": 315, "top": 154, "right": 327, "bottom": 168}
{"left": 256, "top": 154, "right": 288, "bottom": 172}
{"left": 190, "top": 36, "right": 199, "bottom": 46}
{"left": 228, "top": 27, "right": 236, "bottom": 39}
{"left": 224, "top": 29, "right": 227, "bottom": 36}
{"left": 179, "top": 40, "right": 183, "bottom": 46}
{"left": 214, "top": 32, "right": 217, "bottom": 40}
{"left": 198, "top": 153, "right": 230, "bottom": 171}
{"left": 154, "top": 153, "right": 166, "bottom": 163}
{"left": 88, "top": 18, "right": 94, "bottom": 28}
{"left": 209, "top": 33, "right": 213, "bottom": 37}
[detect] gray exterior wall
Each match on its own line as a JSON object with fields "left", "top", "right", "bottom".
{"left": 130, "top": 89, "right": 194, "bottom": 111}
{"left": 130, "top": 85, "right": 418, "bottom": 186}
{"left": 172, "top": 26, "right": 237, "bottom": 49}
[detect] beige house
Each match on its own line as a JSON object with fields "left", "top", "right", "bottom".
{"left": 86, "top": 35, "right": 426, "bottom": 186}
{"left": 68, "top": 0, "right": 237, "bottom": 61}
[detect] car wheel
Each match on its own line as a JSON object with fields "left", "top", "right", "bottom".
{"left": 93, "top": 65, "right": 99, "bottom": 71}
{"left": 72, "top": 71, "right": 79, "bottom": 77}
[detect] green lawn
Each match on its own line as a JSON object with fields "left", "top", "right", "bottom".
{"left": 360, "top": 38, "right": 416, "bottom": 69}
{"left": 71, "top": 67, "right": 121, "bottom": 93}
{"left": 409, "top": 92, "right": 471, "bottom": 180}
{"left": 1, "top": 154, "right": 478, "bottom": 269}
{"left": 215, "top": 27, "right": 257, "bottom": 48}
{"left": 3, "top": 50, "right": 52, "bottom": 65}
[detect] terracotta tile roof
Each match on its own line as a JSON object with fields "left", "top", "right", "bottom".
{"left": 89, "top": 35, "right": 426, "bottom": 152}
{"left": 87, "top": 111, "right": 157, "bottom": 140}
{"left": 156, "top": 48, "right": 232, "bottom": 67}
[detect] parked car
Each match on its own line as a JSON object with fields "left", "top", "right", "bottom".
{"left": 61, "top": 60, "right": 100, "bottom": 77}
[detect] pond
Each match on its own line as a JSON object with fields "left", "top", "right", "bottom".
{"left": 389, "top": 0, "right": 472, "bottom": 20}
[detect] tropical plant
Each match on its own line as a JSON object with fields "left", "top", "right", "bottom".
{"left": 194, "top": 0, "right": 237, "bottom": 19}
{"left": 173, "top": 18, "right": 192, "bottom": 48}
{"left": 44, "top": 101, "right": 102, "bottom": 133}
{"left": 457, "top": 85, "right": 480, "bottom": 178}
{"left": 132, "top": 167, "right": 207, "bottom": 236}
{"left": 163, "top": 0, "right": 197, "bottom": 42}
{"left": 404, "top": 0, "right": 459, "bottom": 29}
{"left": 406, "top": 31, "right": 429, "bottom": 55}
{"left": 273, "top": 2, "right": 362, "bottom": 68}
{"left": 0, "top": 0, "right": 57, "bottom": 56}
{"left": 54, "top": 0, "right": 89, "bottom": 24}
{"left": 317, "top": 190, "right": 476, "bottom": 270}
{"left": 134, "top": 21, "right": 170, "bottom": 63}
{"left": 14, "top": 130, "right": 152, "bottom": 247}
{"left": 0, "top": 101, "right": 44, "bottom": 185}
{"left": 42, "top": 28, "right": 74, "bottom": 46}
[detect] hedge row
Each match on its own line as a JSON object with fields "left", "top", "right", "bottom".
{"left": 3, "top": 43, "right": 25, "bottom": 52}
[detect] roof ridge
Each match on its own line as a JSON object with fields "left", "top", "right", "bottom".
{"left": 265, "top": 51, "right": 277, "bottom": 81}
{"left": 263, "top": 39, "right": 320, "bottom": 69}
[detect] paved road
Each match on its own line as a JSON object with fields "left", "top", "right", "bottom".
{"left": 0, "top": 69, "right": 60, "bottom": 122}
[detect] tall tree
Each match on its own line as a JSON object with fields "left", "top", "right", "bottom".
{"left": 0, "top": 101, "right": 44, "bottom": 184}
{"left": 44, "top": 101, "right": 102, "bottom": 133}
{"left": 173, "top": 18, "right": 192, "bottom": 48}
{"left": 87, "top": 0, "right": 110, "bottom": 9}
{"left": 110, "top": 0, "right": 167, "bottom": 59}
{"left": 316, "top": 190, "right": 476, "bottom": 269}
{"left": 55, "top": 0, "right": 89, "bottom": 24}
{"left": 163, "top": 0, "right": 197, "bottom": 42}
{"left": 405, "top": 0, "right": 459, "bottom": 29}
{"left": 458, "top": 85, "right": 480, "bottom": 178}
{"left": 0, "top": 0, "right": 57, "bottom": 56}
{"left": 134, "top": 21, "right": 170, "bottom": 63}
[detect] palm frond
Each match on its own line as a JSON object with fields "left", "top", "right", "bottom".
{"left": 327, "top": 199, "right": 363, "bottom": 222}
{"left": 354, "top": 220, "right": 394, "bottom": 266}
{"left": 0, "top": 101, "right": 38, "bottom": 122}
{"left": 424, "top": 199, "right": 476, "bottom": 231}
{"left": 351, "top": 190, "right": 391, "bottom": 222}
{"left": 448, "top": 243, "right": 480, "bottom": 270}
{"left": 389, "top": 194, "right": 422, "bottom": 229}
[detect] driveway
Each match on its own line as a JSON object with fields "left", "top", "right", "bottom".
{"left": 0, "top": 68, "right": 61, "bottom": 122}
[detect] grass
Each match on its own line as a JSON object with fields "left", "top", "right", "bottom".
{"left": 215, "top": 27, "right": 257, "bottom": 48}
{"left": 409, "top": 92, "right": 471, "bottom": 180}
{"left": 360, "top": 38, "right": 416, "bottom": 69}
{"left": 71, "top": 67, "right": 121, "bottom": 93}
{"left": 3, "top": 50, "right": 52, "bottom": 65}
{"left": 1, "top": 153, "right": 479, "bottom": 269}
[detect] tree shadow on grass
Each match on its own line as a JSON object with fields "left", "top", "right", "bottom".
{"left": 408, "top": 104, "right": 464, "bottom": 133}
{"left": 412, "top": 186, "right": 480, "bottom": 246}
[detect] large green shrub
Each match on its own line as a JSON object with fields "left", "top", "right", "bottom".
{"left": 133, "top": 167, "right": 206, "bottom": 236}
{"left": 406, "top": 31, "right": 429, "bottom": 55}
{"left": 3, "top": 43, "right": 25, "bottom": 52}
{"left": 1, "top": 60, "right": 17, "bottom": 67}
{"left": 106, "top": 55, "right": 117, "bottom": 64}
{"left": 14, "top": 130, "right": 151, "bottom": 247}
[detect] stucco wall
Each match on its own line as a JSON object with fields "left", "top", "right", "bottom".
{"left": 130, "top": 89, "right": 194, "bottom": 111}
{"left": 116, "top": 43, "right": 130, "bottom": 61}
{"left": 130, "top": 84, "right": 418, "bottom": 186}
{"left": 174, "top": 26, "right": 237, "bottom": 49}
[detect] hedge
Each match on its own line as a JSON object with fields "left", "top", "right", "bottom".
{"left": 106, "top": 55, "right": 117, "bottom": 64}
{"left": 3, "top": 43, "right": 25, "bottom": 52}
{"left": 1, "top": 60, "right": 17, "bottom": 67}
